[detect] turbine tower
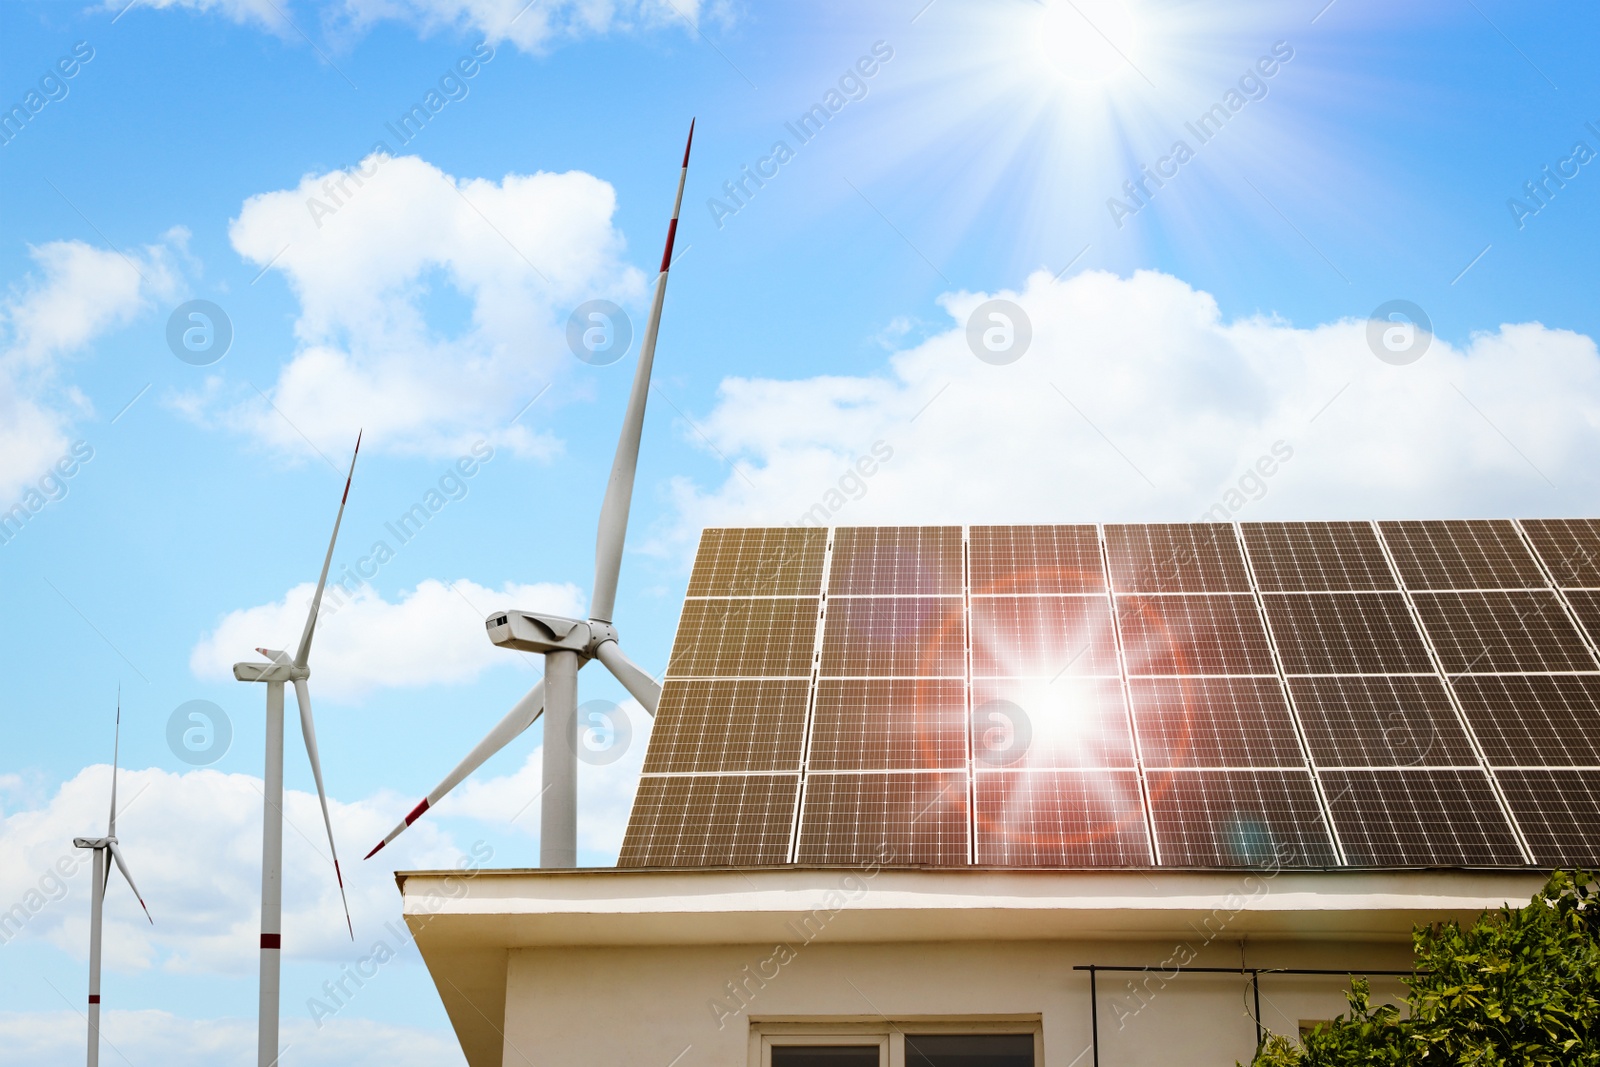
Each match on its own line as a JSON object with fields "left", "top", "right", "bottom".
{"left": 72, "top": 692, "right": 152, "bottom": 1067}
{"left": 233, "top": 435, "right": 359, "bottom": 1067}
{"left": 366, "top": 120, "right": 694, "bottom": 868}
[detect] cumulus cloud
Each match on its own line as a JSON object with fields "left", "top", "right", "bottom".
{"left": 0, "top": 234, "right": 183, "bottom": 503}
{"left": 106, "top": 0, "right": 709, "bottom": 63}
{"left": 178, "top": 155, "right": 642, "bottom": 460}
{"left": 190, "top": 579, "right": 586, "bottom": 701}
{"left": 658, "top": 269, "right": 1600, "bottom": 552}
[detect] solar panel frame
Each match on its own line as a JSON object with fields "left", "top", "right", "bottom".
{"left": 642, "top": 678, "right": 813, "bottom": 774}
{"left": 1410, "top": 591, "right": 1600, "bottom": 674}
{"left": 1144, "top": 769, "right": 1339, "bottom": 868}
{"left": 973, "top": 769, "right": 1153, "bottom": 866}
{"left": 969, "top": 595, "right": 1122, "bottom": 677}
{"left": 807, "top": 679, "right": 969, "bottom": 771}
{"left": 1258, "top": 592, "right": 1437, "bottom": 675}
{"left": 1128, "top": 677, "right": 1307, "bottom": 769}
{"left": 1517, "top": 518, "right": 1600, "bottom": 588}
{"left": 969, "top": 524, "right": 1107, "bottom": 594}
{"left": 1379, "top": 519, "right": 1549, "bottom": 590}
{"left": 1115, "top": 593, "right": 1280, "bottom": 676}
{"left": 1318, "top": 769, "right": 1527, "bottom": 867}
{"left": 827, "top": 526, "right": 964, "bottom": 596}
{"left": 1495, "top": 770, "right": 1600, "bottom": 867}
{"left": 1240, "top": 521, "right": 1400, "bottom": 592}
{"left": 619, "top": 773, "right": 801, "bottom": 867}
{"left": 819, "top": 596, "right": 967, "bottom": 677}
{"left": 795, "top": 770, "right": 970, "bottom": 865}
{"left": 1286, "top": 675, "right": 1481, "bottom": 768}
{"left": 1448, "top": 674, "right": 1600, "bottom": 766}
{"left": 684, "top": 527, "right": 827, "bottom": 597}
{"left": 667, "top": 597, "right": 821, "bottom": 677}
{"left": 1105, "top": 523, "right": 1254, "bottom": 593}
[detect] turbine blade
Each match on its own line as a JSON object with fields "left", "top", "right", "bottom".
{"left": 108, "top": 687, "right": 120, "bottom": 837}
{"left": 365, "top": 678, "right": 546, "bottom": 859}
{"left": 592, "top": 640, "right": 660, "bottom": 716}
{"left": 107, "top": 841, "right": 151, "bottom": 924}
{"left": 292, "top": 679, "right": 354, "bottom": 939}
{"left": 295, "top": 431, "right": 361, "bottom": 669}
{"left": 590, "top": 119, "right": 694, "bottom": 624}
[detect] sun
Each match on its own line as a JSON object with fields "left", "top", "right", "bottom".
{"left": 1031, "top": 0, "right": 1143, "bottom": 85}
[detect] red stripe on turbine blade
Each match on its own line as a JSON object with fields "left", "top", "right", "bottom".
{"left": 334, "top": 860, "right": 345, "bottom": 888}
{"left": 261, "top": 933, "right": 281, "bottom": 949}
{"left": 88, "top": 995, "right": 101, "bottom": 1004}
{"left": 404, "top": 798, "right": 430, "bottom": 825}
{"left": 363, "top": 839, "right": 386, "bottom": 860}
{"left": 659, "top": 218, "right": 679, "bottom": 273}
{"left": 682, "top": 118, "right": 695, "bottom": 167}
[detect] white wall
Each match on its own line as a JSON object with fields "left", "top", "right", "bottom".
{"left": 502, "top": 937, "right": 1412, "bottom": 1066}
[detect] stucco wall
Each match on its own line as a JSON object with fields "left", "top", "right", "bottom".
{"left": 502, "top": 937, "right": 1412, "bottom": 1066}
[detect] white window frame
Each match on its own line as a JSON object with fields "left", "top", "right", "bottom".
{"left": 752, "top": 1017, "right": 1043, "bottom": 1067}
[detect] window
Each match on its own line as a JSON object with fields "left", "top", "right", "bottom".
{"left": 758, "top": 1024, "right": 1038, "bottom": 1067}
{"left": 905, "top": 1034, "right": 1035, "bottom": 1066}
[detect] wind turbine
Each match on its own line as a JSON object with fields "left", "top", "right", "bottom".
{"left": 365, "top": 120, "right": 694, "bottom": 868}
{"left": 73, "top": 692, "right": 152, "bottom": 1067}
{"left": 233, "top": 435, "right": 359, "bottom": 1067}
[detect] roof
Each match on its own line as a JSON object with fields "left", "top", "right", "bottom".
{"left": 619, "top": 520, "right": 1600, "bottom": 871}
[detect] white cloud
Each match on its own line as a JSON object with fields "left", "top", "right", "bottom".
{"left": 657, "top": 269, "right": 1600, "bottom": 550}
{"left": 0, "top": 234, "right": 182, "bottom": 503}
{"left": 190, "top": 579, "right": 586, "bottom": 701}
{"left": 0, "top": 1010, "right": 465, "bottom": 1067}
{"left": 182, "top": 155, "right": 642, "bottom": 460}
{"left": 109, "top": 0, "right": 708, "bottom": 54}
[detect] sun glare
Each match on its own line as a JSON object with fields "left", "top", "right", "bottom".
{"left": 1031, "top": 0, "right": 1142, "bottom": 85}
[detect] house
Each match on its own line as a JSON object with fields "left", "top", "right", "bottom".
{"left": 396, "top": 520, "right": 1600, "bottom": 1067}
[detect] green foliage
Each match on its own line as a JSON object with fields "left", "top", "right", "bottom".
{"left": 1242, "top": 871, "right": 1600, "bottom": 1067}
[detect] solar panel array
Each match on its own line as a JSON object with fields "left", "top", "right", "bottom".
{"left": 618, "top": 520, "right": 1600, "bottom": 869}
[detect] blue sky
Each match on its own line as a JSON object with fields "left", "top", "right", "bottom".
{"left": 1, "top": 0, "right": 1597, "bottom": 1063}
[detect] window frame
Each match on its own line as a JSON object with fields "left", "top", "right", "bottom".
{"left": 752, "top": 1017, "right": 1044, "bottom": 1067}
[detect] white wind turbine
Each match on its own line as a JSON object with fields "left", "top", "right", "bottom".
{"left": 233, "top": 434, "right": 359, "bottom": 1067}
{"left": 365, "top": 120, "right": 694, "bottom": 868}
{"left": 73, "top": 692, "right": 152, "bottom": 1067}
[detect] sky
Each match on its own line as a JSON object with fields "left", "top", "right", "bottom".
{"left": 1, "top": 0, "right": 1597, "bottom": 1063}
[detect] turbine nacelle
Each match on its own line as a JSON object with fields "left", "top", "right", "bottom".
{"left": 486, "top": 611, "right": 619, "bottom": 659}
{"left": 232, "top": 649, "right": 306, "bottom": 684}
{"left": 73, "top": 836, "right": 113, "bottom": 849}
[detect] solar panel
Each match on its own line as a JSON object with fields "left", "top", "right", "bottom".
{"left": 1410, "top": 591, "right": 1598, "bottom": 673}
{"left": 969, "top": 524, "right": 1105, "bottom": 594}
{"left": 796, "top": 771, "right": 969, "bottom": 865}
{"left": 1496, "top": 770, "right": 1600, "bottom": 867}
{"left": 1319, "top": 769, "right": 1525, "bottom": 866}
{"left": 1378, "top": 519, "right": 1547, "bottom": 590}
{"left": 1562, "top": 589, "right": 1600, "bottom": 647}
{"left": 1450, "top": 675, "right": 1600, "bottom": 766}
{"left": 1517, "top": 519, "right": 1600, "bottom": 588}
{"left": 970, "top": 596, "right": 1120, "bottom": 677}
{"left": 1259, "top": 593, "right": 1435, "bottom": 674}
{"left": 1128, "top": 677, "right": 1305, "bottom": 768}
{"left": 807, "top": 679, "right": 968, "bottom": 770}
{"left": 971, "top": 678, "right": 1135, "bottom": 768}
{"left": 820, "top": 596, "right": 965, "bottom": 676}
{"left": 1241, "top": 521, "right": 1398, "bottom": 592}
{"left": 622, "top": 521, "right": 1600, "bottom": 871}
{"left": 684, "top": 526, "right": 827, "bottom": 597}
{"left": 974, "top": 770, "right": 1151, "bottom": 865}
{"left": 1286, "top": 675, "right": 1478, "bottom": 768}
{"left": 1117, "top": 594, "right": 1278, "bottom": 675}
{"left": 667, "top": 597, "right": 819, "bottom": 677}
{"left": 828, "top": 526, "right": 963, "bottom": 595}
{"left": 1105, "top": 523, "right": 1252, "bottom": 593}
{"left": 1145, "top": 770, "right": 1337, "bottom": 867}
{"left": 619, "top": 773, "right": 799, "bottom": 866}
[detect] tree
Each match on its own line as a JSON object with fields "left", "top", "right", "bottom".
{"left": 1246, "top": 870, "right": 1599, "bottom": 1066}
